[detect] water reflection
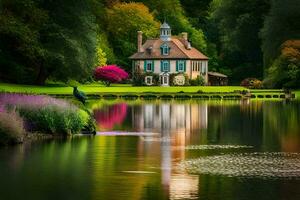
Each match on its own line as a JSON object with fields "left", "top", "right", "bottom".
{"left": 93, "top": 103, "right": 127, "bottom": 130}
{"left": 1, "top": 100, "right": 300, "bottom": 200}
{"left": 90, "top": 100, "right": 300, "bottom": 199}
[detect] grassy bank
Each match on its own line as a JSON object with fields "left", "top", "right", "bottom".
{"left": 0, "top": 93, "right": 96, "bottom": 145}
{"left": 0, "top": 83, "right": 246, "bottom": 94}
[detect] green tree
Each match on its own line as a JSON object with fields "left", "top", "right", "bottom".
{"left": 39, "top": 0, "right": 97, "bottom": 84}
{"left": 0, "top": 0, "right": 97, "bottom": 85}
{"left": 106, "top": 2, "right": 160, "bottom": 70}
{"left": 0, "top": 0, "right": 47, "bottom": 84}
{"left": 138, "top": 0, "right": 207, "bottom": 52}
{"left": 261, "top": 0, "right": 300, "bottom": 68}
{"left": 264, "top": 40, "right": 300, "bottom": 88}
{"left": 210, "top": 0, "right": 270, "bottom": 83}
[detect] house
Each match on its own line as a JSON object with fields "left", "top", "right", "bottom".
{"left": 129, "top": 21, "right": 209, "bottom": 86}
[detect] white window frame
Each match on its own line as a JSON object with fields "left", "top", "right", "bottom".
{"left": 145, "top": 76, "right": 153, "bottom": 85}
{"left": 146, "top": 61, "right": 152, "bottom": 72}
{"left": 178, "top": 61, "right": 184, "bottom": 72}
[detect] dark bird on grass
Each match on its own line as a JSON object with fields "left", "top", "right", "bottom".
{"left": 73, "top": 86, "right": 87, "bottom": 104}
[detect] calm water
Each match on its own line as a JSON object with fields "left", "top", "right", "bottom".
{"left": 1, "top": 100, "right": 300, "bottom": 200}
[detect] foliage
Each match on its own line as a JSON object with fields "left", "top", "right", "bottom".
{"left": 0, "top": 0, "right": 97, "bottom": 85}
{"left": 106, "top": 2, "right": 160, "bottom": 70}
{"left": 95, "top": 47, "right": 107, "bottom": 67}
{"left": 94, "top": 65, "right": 129, "bottom": 86}
{"left": 132, "top": 71, "right": 145, "bottom": 86}
{"left": 264, "top": 40, "right": 300, "bottom": 89}
{"left": 170, "top": 73, "right": 190, "bottom": 86}
{"left": 0, "top": 93, "right": 90, "bottom": 135}
{"left": 240, "top": 78, "right": 263, "bottom": 89}
{"left": 261, "top": 0, "right": 300, "bottom": 68}
{"left": 132, "top": 72, "right": 159, "bottom": 86}
{"left": 190, "top": 76, "right": 205, "bottom": 86}
{"left": 0, "top": 0, "right": 48, "bottom": 84}
{"left": 139, "top": 0, "right": 207, "bottom": 52}
{"left": 210, "top": 0, "right": 270, "bottom": 84}
{"left": 0, "top": 110, "right": 25, "bottom": 145}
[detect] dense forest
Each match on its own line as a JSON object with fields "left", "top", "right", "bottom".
{"left": 0, "top": 0, "right": 299, "bottom": 88}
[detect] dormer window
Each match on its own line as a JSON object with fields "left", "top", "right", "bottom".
{"left": 161, "top": 44, "right": 170, "bottom": 55}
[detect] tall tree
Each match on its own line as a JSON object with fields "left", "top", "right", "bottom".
{"left": 0, "top": 0, "right": 47, "bottom": 84}
{"left": 261, "top": 0, "right": 300, "bottom": 68}
{"left": 0, "top": 0, "right": 97, "bottom": 85}
{"left": 39, "top": 0, "right": 97, "bottom": 84}
{"left": 136, "top": 0, "right": 207, "bottom": 52}
{"left": 211, "top": 0, "right": 270, "bottom": 83}
{"left": 105, "top": 2, "right": 160, "bottom": 70}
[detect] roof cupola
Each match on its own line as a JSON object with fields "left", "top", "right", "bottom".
{"left": 160, "top": 21, "right": 171, "bottom": 41}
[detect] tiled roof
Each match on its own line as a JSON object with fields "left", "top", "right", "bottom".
{"left": 129, "top": 37, "right": 208, "bottom": 60}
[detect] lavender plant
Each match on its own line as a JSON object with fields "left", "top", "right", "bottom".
{"left": 0, "top": 110, "right": 25, "bottom": 145}
{"left": 0, "top": 93, "right": 90, "bottom": 136}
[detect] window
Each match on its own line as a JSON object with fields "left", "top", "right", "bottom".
{"left": 145, "top": 76, "right": 153, "bottom": 85}
{"left": 178, "top": 61, "right": 185, "bottom": 72}
{"left": 163, "top": 61, "right": 169, "bottom": 72}
{"left": 146, "top": 61, "right": 152, "bottom": 72}
{"left": 161, "top": 44, "right": 169, "bottom": 55}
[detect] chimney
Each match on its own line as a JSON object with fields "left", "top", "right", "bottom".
{"left": 137, "top": 31, "right": 143, "bottom": 52}
{"left": 181, "top": 32, "right": 188, "bottom": 41}
{"left": 181, "top": 32, "right": 191, "bottom": 49}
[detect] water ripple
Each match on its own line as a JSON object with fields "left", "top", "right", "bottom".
{"left": 179, "top": 152, "right": 300, "bottom": 178}
{"left": 185, "top": 145, "right": 253, "bottom": 150}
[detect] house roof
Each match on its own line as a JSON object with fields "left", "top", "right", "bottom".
{"left": 208, "top": 71, "right": 228, "bottom": 78}
{"left": 129, "top": 37, "right": 208, "bottom": 60}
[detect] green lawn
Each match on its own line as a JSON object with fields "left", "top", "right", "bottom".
{"left": 0, "top": 82, "right": 247, "bottom": 94}
{"left": 295, "top": 90, "right": 300, "bottom": 99}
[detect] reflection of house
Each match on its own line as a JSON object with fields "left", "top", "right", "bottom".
{"left": 129, "top": 21, "right": 209, "bottom": 86}
{"left": 132, "top": 103, "right": 208, "bottom": 145}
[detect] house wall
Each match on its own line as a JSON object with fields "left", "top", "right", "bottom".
{"left": 190, "top": 60, "right": 208, "bottom": 83}
{"left": 133, "top": 59, "right": 208, "bottom": 84}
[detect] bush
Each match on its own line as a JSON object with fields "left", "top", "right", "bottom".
{"left": 0, "top": 93, "right": 90, "bottom": 136}
{"left": 132, "top": 72, "right": 160, "bottom": 86}
{"left": 190, "top": 76, "right": 205, "bottom": 86}
{"left": 170, "top": 73, "right": 190, "bottom": 86}
{"left": 94, "top": 65, "right": 128, "bottom": 86}
{"left": 240, "top": 78, "right": 263, "bottom": 89}
{"left": 0, "top": 111, "right": 25, "bottom": 145}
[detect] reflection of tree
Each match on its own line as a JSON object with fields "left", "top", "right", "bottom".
{"left": 93, "top": 103, "right": 127, "bottom": 130}
{"left": 262, "top": 101, "right": 300, "bottom": 152}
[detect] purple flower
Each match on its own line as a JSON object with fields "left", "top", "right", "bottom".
{"left": 0, "top": 93, "right": 77, "bottom": 111}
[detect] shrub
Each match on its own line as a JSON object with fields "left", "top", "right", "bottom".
{"left": 240, "top": 78, "right": 263, "bottom": 89}
{"left": 170, "top": 73, "right": 190, "bottom": 86}
{"left": 94, "top": 65, "right": 128, "bottom": 86}
{"left": 132, "top": 72, "right": 160, "bottom": 86}
{"left": 0, "top": 93, "right": 90, "bottom": 136}
{"left": 190, "top": 76, "right": 205, "bottom": 86}
{"left": 0, "top": 110, "right": 25, "bottom": 145}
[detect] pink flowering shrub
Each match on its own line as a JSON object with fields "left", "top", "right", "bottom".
{"left": 94, "top": 65, "right": 128, "bottom": 86}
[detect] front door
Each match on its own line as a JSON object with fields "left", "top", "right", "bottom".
{"left": 162, "top": 75, "right": 169, "bottom": 86}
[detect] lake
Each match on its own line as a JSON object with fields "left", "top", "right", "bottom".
{"left": 1, "top": 100, "right": 300, "bottom": 200}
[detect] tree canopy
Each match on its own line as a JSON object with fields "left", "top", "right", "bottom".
{"left": 0, "top": 0, "right": 299, "bottom": 88}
